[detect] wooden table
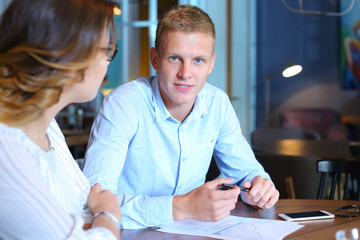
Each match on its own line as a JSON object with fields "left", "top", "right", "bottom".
{"left": 119, "top": 199, "right": 360, "bottom": 240}
{"left": 252, "top": 139, "right": 353, "bottom": 159}
{"left": 62, "top": 129, "right": 90, "bottom": 147}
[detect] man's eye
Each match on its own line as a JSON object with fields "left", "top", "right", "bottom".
{"left": 194, "top": 59, "right": 204, "bottom": 64}
{"left": 169, "top": 56, "right": 179, "bottom": 62}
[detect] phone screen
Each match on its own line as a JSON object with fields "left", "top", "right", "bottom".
{"left": 285, "top": 211, "right": 329, "bottom": 218}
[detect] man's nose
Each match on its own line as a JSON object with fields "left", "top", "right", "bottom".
{"left": 177, "top": 61, "right": 192, "bottom": 80}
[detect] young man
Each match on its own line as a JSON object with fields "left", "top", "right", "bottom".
{"left": 83, "top": 5, "right": 279, "bottom": 229}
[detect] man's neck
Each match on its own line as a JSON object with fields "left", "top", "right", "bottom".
{"left": 157, "top": 81, "right": 196, "bottom": 123}
{"left": 167, "top": 104, "right": 194, "bottom": 123}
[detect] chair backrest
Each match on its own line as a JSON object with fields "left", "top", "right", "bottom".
{"left": 251, "top": 128, "right": 321, "bottom": 145}
{"left": 206, "top": 152, "right": 322, "bottom": 199}
{"left": 316, "top": 158, "right": 360, "bottom": 200}
{"left": 255, "top": 152, "right": 320, "bottom": 199}
{"left": 206, "top": 155, "right": 220, "bottom": 182}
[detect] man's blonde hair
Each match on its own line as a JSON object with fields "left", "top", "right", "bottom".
{"left": 155, "top": 5, "right": 215, "bottom": 51}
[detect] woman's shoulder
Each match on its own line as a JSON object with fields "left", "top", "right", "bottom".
{"left": 0, "top": 123, "right": 29, "bottom": 149}
{"left": 0, "top": 123, "right": 43, "bottom": 179}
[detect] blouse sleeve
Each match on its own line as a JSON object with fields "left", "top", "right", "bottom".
{"left": 0, "top": 139, "right": 116, "bottom": 239}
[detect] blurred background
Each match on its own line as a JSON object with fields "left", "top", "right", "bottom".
{"left": 1, "top": 0, "right": 359, "bottom": 147}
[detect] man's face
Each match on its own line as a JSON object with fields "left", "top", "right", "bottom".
{"left": 150, "top": 30, "right": 216, "bottom": 111}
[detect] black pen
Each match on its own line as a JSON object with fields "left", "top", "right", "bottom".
{"left": 240, "top": 185, "right": 251, "bottom": 192}
{"left": 217, "top": 183, "right": 251, "bottom": 192}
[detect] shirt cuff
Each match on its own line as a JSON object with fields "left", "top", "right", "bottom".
{"left": 120, "top": 195, "right": 174, "bottom": 229}
{"left": 144, "top": 195, "right": 174, "bottom": 227}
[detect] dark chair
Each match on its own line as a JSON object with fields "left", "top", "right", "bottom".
{"left": 255, "top": 152, "right": 321, "bottom": 199}
{"left": 251, "top": 127, "right": 321, "bottom": 145}
{"left": 206, "top": 153, "right": 321, "bottom": 199}
{"left": 317, "top": 158, "right": 360, "bottom": 200}
{"left": 206, "top": 156, "right": 220, "bottom": 182}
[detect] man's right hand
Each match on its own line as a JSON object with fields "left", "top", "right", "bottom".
{"left": 172, "top": 178, "right": 240, "bottom": 222}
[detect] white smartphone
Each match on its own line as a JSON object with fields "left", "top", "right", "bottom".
{"left": 278, "top": 210, "right": 335, "bottom": 222}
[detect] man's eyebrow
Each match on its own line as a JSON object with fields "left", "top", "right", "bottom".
{"left": 164, "top": 52, "right": 211, "bottom": 59}
{"left": 193, "top": 55, "right": 212, "bottom": 60}
{"left": 165, "top": 52, "right": 181, "bottom": 57}
{"left": 194, "top": 55, "right": 208, "bottom": 58}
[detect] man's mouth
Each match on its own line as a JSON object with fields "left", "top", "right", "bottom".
{"left": 174, "top": 83, "right": 193, "bottom": 92}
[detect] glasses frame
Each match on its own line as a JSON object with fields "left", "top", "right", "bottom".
{"left": 335, "top": 205, "right": 360, "bottom": 217}
{"left": 102, "top": 42, "right": 118, "bottom": 62}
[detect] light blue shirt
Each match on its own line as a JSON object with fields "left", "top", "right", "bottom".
{"left": 83, "top": 76, "right": 270, "bottom": 229}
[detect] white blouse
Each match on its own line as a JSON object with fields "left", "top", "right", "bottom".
{"left": 0, "top": 119, "right": 116, "bottom": 239}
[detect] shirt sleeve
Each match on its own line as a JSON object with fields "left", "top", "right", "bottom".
{"left": 84, "top": 95, "right": 133, "bottom": 193}
{"left": 0, "top": 142, "right": 116, "bottom": 240}
{"left": 84, "top": 95, "right": 174, "bottom": 229}
{"left": 213, "top": 96, "right": 272, "bottom": 194}
{"left": 118, "top": 194, "right": 174, "bottom": 229}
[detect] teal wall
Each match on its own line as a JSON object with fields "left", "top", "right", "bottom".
{"left": 106, "top": 14, "right": 122, "bottom": 89}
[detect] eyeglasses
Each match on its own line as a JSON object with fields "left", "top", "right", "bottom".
{"left": 335, "top": 205, "right": 360, "bottom": 217}
{"left": 101, "top": 42, "right": 118, "bottom": 61}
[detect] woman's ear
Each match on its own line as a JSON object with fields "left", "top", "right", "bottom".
{"left": 149, "top": 47, "right": 159, "bottom": 71}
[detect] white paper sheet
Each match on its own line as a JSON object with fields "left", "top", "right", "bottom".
{"left": 157, "top": 215, "right": 304, "bottom": 240}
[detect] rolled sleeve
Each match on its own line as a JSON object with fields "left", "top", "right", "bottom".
{"left": 119, "top": 195, "right": 174, "bottom": 229}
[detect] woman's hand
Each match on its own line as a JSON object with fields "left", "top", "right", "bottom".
{"left": 87, "top": 183, "right": 121, "bottom": 239}
{"left": 87, "top": 183, "right": 121, "bottom": 220}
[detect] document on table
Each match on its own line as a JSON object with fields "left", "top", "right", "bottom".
{"left": 157, "top": 215, "right": 304, "bottom": 240}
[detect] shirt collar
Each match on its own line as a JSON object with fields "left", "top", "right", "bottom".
{"left": 152, "top": 76, "right": 172, "bottom": 122}
{"left": 151, "top": 76, "right": 208, "bottom": 123}
{"left": 185, "top": 89, "right": 208, "bottom": 123}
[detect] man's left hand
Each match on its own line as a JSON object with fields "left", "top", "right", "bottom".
{"left": 241, "top": 176, "right": 279, "bottom": 209}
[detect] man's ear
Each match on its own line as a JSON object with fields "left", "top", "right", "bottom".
{"left": 150, "top": 47, "right": 159, "bottom": 71}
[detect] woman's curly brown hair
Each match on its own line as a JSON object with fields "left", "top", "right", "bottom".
{"left": 0, "top": 0, "right": 115, "bottom": 126}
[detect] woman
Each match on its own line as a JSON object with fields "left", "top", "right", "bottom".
{"left": 0, "top": 0, "right": 121, "bottom": 239}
